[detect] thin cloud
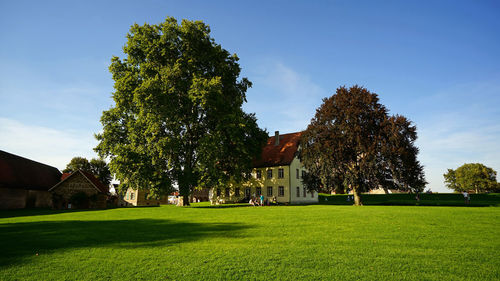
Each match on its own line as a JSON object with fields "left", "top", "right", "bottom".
{"left": 416, "top": 78, "right": 500, "bottom": 192}
{"left": 245, "top": 61, "right": 327, "bottom": 133}
{"left": 0, "top": 117, "right": 98, "bottom": 170}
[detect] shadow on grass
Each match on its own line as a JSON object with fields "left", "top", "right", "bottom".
{"left": 0, "top": 208, "right": 107, "bottom": 219}
{"left": 0, "top": 218, "right": 248, "bottom": 268}
{"left": 0, "top": 205, "right": 163, "bottom": 219}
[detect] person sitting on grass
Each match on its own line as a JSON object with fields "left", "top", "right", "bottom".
{"left": 254, "top": 197, "right": 260, "bottom": 206}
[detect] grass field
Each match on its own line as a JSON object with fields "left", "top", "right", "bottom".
{"left": 1, "top": 204, "right": 499, "bottom": 280}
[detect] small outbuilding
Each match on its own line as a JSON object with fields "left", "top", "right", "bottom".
{"left": 120, "top": 187, "right": 168, "bottom": 206}
{"left": 0, "top": 150, "right": 61, "bottom": 209}
{"left": 49, "top": 170, "right": 109, "bottom": 209}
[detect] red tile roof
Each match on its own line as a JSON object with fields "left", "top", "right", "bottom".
{"left": 253, "top": 132, "right": 302, "bottom": 168}
{"left": 61, "top": 173, "right": 71, "bottom": 181}
{"left": 0, "top": 150, "right": 62, "bottom": 191}
{"left": 80, "top": 170, "right": 109, "bottom": 194}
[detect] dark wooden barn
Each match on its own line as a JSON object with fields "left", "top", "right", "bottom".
{"left": 0, "top": 150, "right": 62, "bottom": 209}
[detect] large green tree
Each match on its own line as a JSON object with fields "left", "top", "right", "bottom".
{"left": 63, "top": 157, "right": 91, "bottom": 173}
{"left": 95, "top": 17, "right": 267, "bottom": 205}
{"left": 300, "top": 85, "right": 426, "bottom": 205}
{"left": 444, "top": 163, "right": 497, "bottom": 193}
{"left": 63, "top": 157, "right": 112, "bottom": 186}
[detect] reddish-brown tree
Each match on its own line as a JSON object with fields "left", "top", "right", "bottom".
{"left": 300, "top": 85, "right": 426, "bottom": 205}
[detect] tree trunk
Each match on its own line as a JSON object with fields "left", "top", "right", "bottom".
{"left": 176, "top": 194, "right": 190, "bottom": 206}
{"left": 178, "top": 184, "right": 191, "bottom": 206}
{"left": 353, "top": 187, "right": 363, "bottom": 206}
{"left": 183, "top": 194, "right": 190, "bottom": 206}
{"left": 177, "top": 166, "right": 192, "bottom": 206}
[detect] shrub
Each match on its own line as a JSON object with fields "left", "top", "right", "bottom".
{"left": 70, "top": 192, "right": 90, "bottom": 209}
{"left": 319, "top": 193, "right": 500, "bottom": 206}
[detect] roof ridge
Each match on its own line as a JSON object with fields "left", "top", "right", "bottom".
{"left": 50, "top": 170, "right": 108, "bottom": 194}
{"left": 272, "top": 131, "right": 303, "bottom": 136}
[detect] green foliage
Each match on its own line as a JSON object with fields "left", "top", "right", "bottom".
{"left": 69, "top": 192, "right": 89, "bottom": 208}
{"left": 63, "top": 157, "right": 112, "bottom": 185}
{"left": 62, "top": 157, "right": 91, "bottom": 173}
{"left": 95, "top": 17, "right": 267, "bottom": 203}
{"left": 444, "top": 163, "right": 498, "bottom": 193}
{"left": 1, "top": 206, "right": 499, "bottom": 280}
{"left": 300, "top": 85, "right": 426, "bottom": 205}
{"left": 89, "top": 158, "right": 112, "bottom": 186}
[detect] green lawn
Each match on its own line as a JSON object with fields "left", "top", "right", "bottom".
{"left": 1, "top": 205, "right": 499, "bottom": 280}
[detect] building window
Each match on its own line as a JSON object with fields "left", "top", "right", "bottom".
{"left": 311, "top": 191, "right": 314, "bottom": 198}
{"left": 235, "top": 188, "right": 240, "bottom": 197}
{"left": 267, "top": 169, "right": 273, "bottom": 179}
{"left": 296, "top": 186, "right": 300, "bottom": 197}
{"left": 256, "top": 170, "right": 262, "bottom": 179}
{"left": 278, "top": 168, "right": 284, "bottom": 179}
{"left": 256, "top": 187, "right": 262, "bottom": 196}
{"left": 267, "top": 186, "right": 273, "bottom": 196}
{"left": 278, "top": 186, "right": 284, "bottom": 197}
{"left": 216, "top": 188, "right": 221, "bottom": 196}
{"left": 225, "top": 188, "right": 230, "bottom": 197}
{"left": 126, "top": 192, "right": 129, "bottom": 200}
{"left": 130, "top": 192, "right": 135, "bottom": 200}
{"left": 245, "top": 188, "right": 251, "bottom": 197}
{"left": 144, "top": 192, "right": 148, "bottom": 200}
{"left": 296, "top": 169, "right": 299, "bottom": 179}
{"left": 302, "top": 170, "right": 306, "bottom": 178}
{"left": 303, "top": 187, "right": 306, "bottom": 197}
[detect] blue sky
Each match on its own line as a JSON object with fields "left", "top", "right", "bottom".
{"left": 1, "top": 0, "right": 499, "bottom": 192}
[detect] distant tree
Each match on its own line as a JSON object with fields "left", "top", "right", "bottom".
{"left": 89, "top": 158, "right": 112, "bottom": 186}
{"left": 300, "top": 85, "right": 426, "bottom": 205}
{"left": 63, "top": 157, "right": 91, "bottom": 173}
{"left": 494, "top": 182, "right": 500, "bottom": 193}
{"left": 63, "top": 157, "right": 112, "bottom": 186}
{"left": 444, "top": 163, "right": 497, "bottom": 193}
{"left": 95, "top": 17, "right": 267, "bottom": 205}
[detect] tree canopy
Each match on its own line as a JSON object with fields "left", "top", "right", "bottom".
{"left": 95, "top": 17, "right": 267, "bottom": 205}
{"left": 300, "top": 85, "right": 426, "bottom": 205}
{"left": 63, "top": 157, "right": 112, "bottom": 186}
{"left": 444, "top": 163, "right": 497, "bottom": 193}
{"left": 63, "top": 157, "right": 91, "bottom": 173}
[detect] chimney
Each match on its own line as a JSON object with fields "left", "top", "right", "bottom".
{"left": 274, "top": 131, "right": 280, "bottom": 146}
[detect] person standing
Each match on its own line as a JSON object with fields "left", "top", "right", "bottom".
{"left": 260, "top": 194, "right": 264, "bottom": 206}
{"left": 462, "top": 191, "right": 469, "bottom": 204}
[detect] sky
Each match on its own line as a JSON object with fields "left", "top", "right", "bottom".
{"left": 0, "top": 0, "right": 499, "bottom": 192}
